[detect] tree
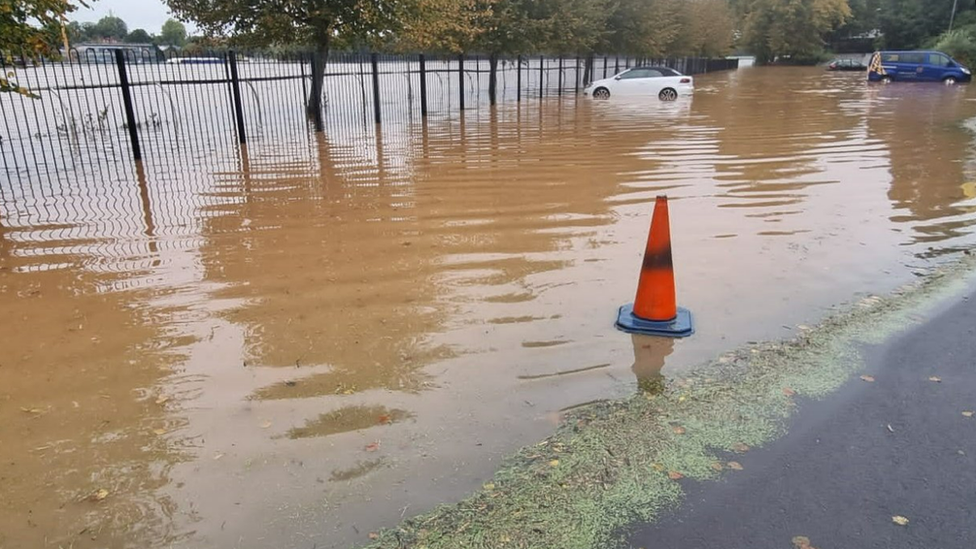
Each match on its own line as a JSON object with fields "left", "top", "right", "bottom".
{"left": 878, "top": 0, "right": 961, "bottom": 49}
{"left": 125, "top": 28, "right": 153, "bottom": 43}
{"left": 687, "top": 0, "right": 735, "bottom": 58}
{"left": 741, "top": 0, "right": 851, "bottom": 64}
{"left": 165, "top": 0, "right": 409, "bottom": 131}
{"left": 159, "top": 18, "right": 187, "bottom": 46}
{"left": 1, "top": 0, "right": 86, "bottom": 94}
{"left": 92, "top": 14, "right": 127, "bottom": 41}
{"left": 65, "top": 20, "right": 95, "bottom": 43}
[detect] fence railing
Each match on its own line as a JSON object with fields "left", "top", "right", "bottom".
{"left": 0, "top": 49, "right": 738, "bottom": 181}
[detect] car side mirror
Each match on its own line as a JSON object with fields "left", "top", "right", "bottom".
{"left": 614, "top": 75, "right": 622, "bottom": 80}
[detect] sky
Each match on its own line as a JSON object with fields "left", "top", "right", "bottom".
{"left": 71, "top": 0, "right": 197, "bottom": 34}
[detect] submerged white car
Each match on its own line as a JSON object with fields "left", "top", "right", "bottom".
{"left": 584, "top": 66, "right": 694, "bottom": 101}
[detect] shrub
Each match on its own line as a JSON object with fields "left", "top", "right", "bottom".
{"left": 934, "top": 29, "right": 976, "bottom": 68}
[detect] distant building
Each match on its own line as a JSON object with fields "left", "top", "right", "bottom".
{"left": 67, "top": 43, "right": 163, "bottom": 64}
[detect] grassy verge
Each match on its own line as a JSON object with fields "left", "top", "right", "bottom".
{"left": 364, "top": 253, "right": 976, "bottom": 549}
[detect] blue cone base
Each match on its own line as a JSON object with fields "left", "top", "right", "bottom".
{"left": 615, "top": 304, "right": 694, "bottom": 338}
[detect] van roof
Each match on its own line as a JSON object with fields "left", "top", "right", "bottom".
{"left": 877, "top": 50, "right": 944, "bottom": 54}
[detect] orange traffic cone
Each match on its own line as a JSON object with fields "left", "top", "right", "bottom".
{"left": 615, "top": 196, "right": 694, "bottom": 337}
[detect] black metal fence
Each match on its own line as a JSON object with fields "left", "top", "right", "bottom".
{"left": 0, "top": 49, "right": 738, "bottom": 181}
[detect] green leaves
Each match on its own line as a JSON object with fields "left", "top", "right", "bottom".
{"left": 741, "top": 0, "right": 851, "bottom": 64}
{"left": 1, "top": 0, "right": 87, "bottom": 78}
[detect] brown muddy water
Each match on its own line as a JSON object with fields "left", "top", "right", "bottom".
{"left": 2, "top": 66, "right": 976, "bottom": 549}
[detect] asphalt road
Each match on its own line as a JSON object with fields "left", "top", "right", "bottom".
{"left": 628, "top": 289, "right": 976, "bottom": 549}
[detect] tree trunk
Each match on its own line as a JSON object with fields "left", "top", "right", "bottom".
{"left": 307, "top": 36, "right": 330, "bottom": 132}
{"left": 583, "top": 53, "right": 594, "bottom": 86}
{"left": 488, "top": 53, "right": 499, "bottom": 106}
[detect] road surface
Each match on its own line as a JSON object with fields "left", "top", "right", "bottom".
{"left": 628, "top": 287, "right": 976, "bottom": 549}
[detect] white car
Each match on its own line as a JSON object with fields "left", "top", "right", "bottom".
{"left": 584, "top": 66, "right": 694, "bottom": 101}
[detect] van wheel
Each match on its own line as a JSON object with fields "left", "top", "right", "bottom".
{"left": 593, "top": 87, "right": 610, "bottom": 99}
{"left": 881, "top": 75, "right": 892, "bottom": 84}
{"left": 944, "top": 76, "right": 958, "bottom": 85}
{"left": 659, "top": 88, "right": 678, "bottom": 101}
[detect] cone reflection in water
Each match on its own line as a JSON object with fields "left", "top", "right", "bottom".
{"left": 631, "top": 335, "right": 675, "bottom": 395}
{"left": 615, "top": 195, "right": 694, "bottom": 337}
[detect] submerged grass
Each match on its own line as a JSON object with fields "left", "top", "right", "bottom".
{"left": 364, "top": 254, "right": 976, "bottom": 549}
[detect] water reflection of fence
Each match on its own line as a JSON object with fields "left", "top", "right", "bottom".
{"left": 0, "top": 49, "right": 738, "bottom": 183}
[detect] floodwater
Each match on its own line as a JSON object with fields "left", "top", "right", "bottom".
{"left": 2, "top": 66, "right": 976, "bottom": 549}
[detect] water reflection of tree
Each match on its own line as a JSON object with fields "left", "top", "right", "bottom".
{"left": 866, "top": 87, "right": 976, "bottom": 250}
{"left": 200, "top": 103, "right": 661, "bottom": 402}
{"left": 699, "top": 69, "right": 865, "bottom": 218}
{"left": 0, "top": 239, "right": 188, "bottom": 547}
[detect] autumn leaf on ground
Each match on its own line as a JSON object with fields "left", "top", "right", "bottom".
{"left": 668, "top": 471, "right": 684, "bottom": 480}
{"left": 783, "top": 387, "right": 796, "bottom": 397}
{"left": 87, "top": 489, "right": 109, "bottom": 502}
{"left": 651, "top": 463, "right": 666, "bottom": 472}
{"left": 671, "top": 425, "right": 686, "bottom": 435}
{"left": 963, "top": 411, "right": 974, "bottom": 418}
{"left": 892, "top": 515, "right": 909, "bottom": 526}
{"left": 732, "top": 442, "right": 750, "bottom": 453}
{"left": 378, "top": 414, "right": 392, "bottom": 425}
{"left": 928, "top": 376, "right": 942, "bottom": 383}
{"left": 792, "top": 535, "right": 818, "bottom": 549}
{"left": 549, "top": 459, "right": 560, "bottom": 467}
{"left": 364, "top": 442, "right": 380, "bottom": 452}
{"left": 152, "top": 428, "right": 167, "bottom": 436}
{"left": 483, "top": 482, "right": 495, "bottom": 490}
{"left": 368, "top": 532, "right": 379, "bottom": 540}
{"left": 860, "top": 375, "right": 875, "bottom": 382}
{"left": 260, "top": 420, "right": 272, "bottom": 429}
{"left": 155, "top": 396, "right": 170, "bottom": 405}
{"left": 711, "top": 462, "right": 724, "bottom": 471}
{"left": 727, "top": 461, "right": 744, "bottom": 471}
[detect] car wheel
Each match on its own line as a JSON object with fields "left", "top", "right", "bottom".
{"left": 881, "top": 75, "right": 892, "bottom": 84}
{"left": 592, "top": 87, "right": 610, "bottom": 99}
{"left": 659, "top": 88, "right": 678, "bottom": 101}
{"left": 944, "top": 76, "right": 957, "bottom": 85}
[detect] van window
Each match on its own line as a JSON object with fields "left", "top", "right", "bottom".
{"left": 881, "top": 53, "right": 898, "bottom": 62}
{"left": 899, "top": 53, "right": 926, "bottom": 64}
{"left": 929, "top": 53, "right": 951, "bottom": 67}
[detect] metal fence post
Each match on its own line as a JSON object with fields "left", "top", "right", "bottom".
{"left": 575, "top": 56, "right": 581, "bottom": 94}
{"left": 517, "top": 55, "right": 522, "bottom": 102}
{"left": 228, "top": 51, "right": 248, "bottom": 144}
{"left": 558, "top": 57, "right": 563, "bottom": 96}
{"left": 114, "top": 49, "right": 142, "bottom": 162}
{"left": 458, "top": 54, "right": 465, "bottom": 111}
{"left": 603, "top": 56, "right": 608, "bottom": 78}
{"left": 539, "top": 56, "right": 544, "bottom": 99}
{"left": 419, "top": 54, "right": 428, "bottom": 117}
{"left": 371, "top": 53, "right": 381, "bottom": 125}
{"left": 300, "top": 52, "right": 308, "bottom": 104}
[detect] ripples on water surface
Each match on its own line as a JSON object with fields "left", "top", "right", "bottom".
{"left": 1, "top": 67, "right": 976, "bottom": 549}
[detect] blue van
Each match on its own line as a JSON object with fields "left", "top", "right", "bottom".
{"left": 868, "top": 50, "right": 972, "bottom": 84}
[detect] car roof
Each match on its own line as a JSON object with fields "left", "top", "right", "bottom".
{"left": 877, "top": 50, "right": 942, "bottom": 54}
{"left": 630, "top": 66, "right": 675, "bottom": 71}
